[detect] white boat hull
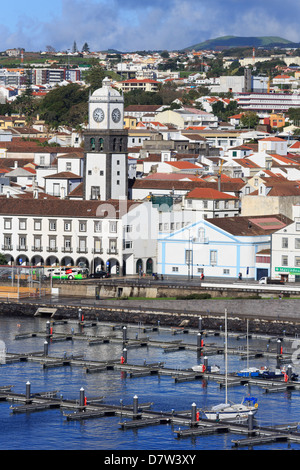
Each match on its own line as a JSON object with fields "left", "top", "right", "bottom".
{"left": 204, "top": 404, "right": 258, "bottom": 421}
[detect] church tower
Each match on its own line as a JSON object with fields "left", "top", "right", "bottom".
{"left": 83, "top": 77, "right": 128, "bottom": 200}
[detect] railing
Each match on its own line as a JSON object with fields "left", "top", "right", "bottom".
{"left": 107, "top": 249, "right": 118, "bottom": 255}
{"left": 31, "top": 246, "right": 43, "bottom": 252}
{"left": 46, "top": 246, "right": 58, "bottom": 252}
{"left": 16, "top": 245, "right": 28, "bottom": 251}
{"left": 77, "top": 247, "right": 88, "bottom": 253}
{"left": 92, "top": 248, "right": 103, "bottom": 254}
{"left": 62, "top": 247, "right": 73, "bottom": 253}
{"left": 1, "top": 245, "right": 13, "bottom": 250}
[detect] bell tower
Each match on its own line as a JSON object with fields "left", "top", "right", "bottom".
{"left": 83, "top": 77, "right": 128, "bottom": 201}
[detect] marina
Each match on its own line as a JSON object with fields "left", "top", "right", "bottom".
{"left": 1, "top": 309, "right": 300, "bottom": 450}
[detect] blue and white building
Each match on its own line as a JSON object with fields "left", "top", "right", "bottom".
{"left": 158, "top": 214, "right": 290, "bottom": 280}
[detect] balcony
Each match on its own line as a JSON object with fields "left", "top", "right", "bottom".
{"left": 193, "top": 237, "right": 209, "bottom": 244}
{"left": 32, "top": 246, "right": 43, "bottom": 252}
{"left": 107, "top": 248, "right": 118, "bottom": 255}
{"left": 92, "top": 248, "right": 103, "bottom": 254}
{"left": 77, "top": 247, "right": 88, "bottom": 254}
{"left": 2, "top": 245, "right": 13, "bottom": 251}
{"left": 46, "top": 246, "right": 58, "bottom": 252}
{"left": 62, "top": 247, "right": 73, "bottom": 253}
{"left": 17, "top": 245, "right": 28, "bottom": 251}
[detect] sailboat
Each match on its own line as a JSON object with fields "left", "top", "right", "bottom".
{"left": 237, "top": 319, "right": 260, "bottom": 377}
{"left": 203, "top": 309, "right": 258, "bottom": 421}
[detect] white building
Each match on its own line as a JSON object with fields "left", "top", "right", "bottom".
{"left": 158, "top": 214, "right": 290, "bottom": 279}
{"left": 271, "top": 204, "right": 300, "bottom": 282}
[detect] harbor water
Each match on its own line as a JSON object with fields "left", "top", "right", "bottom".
{"left": 1, "top": 314, "right": 300, "bottom": 450}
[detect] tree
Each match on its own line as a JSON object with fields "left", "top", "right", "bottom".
{"left": 72, "top": 41, "right": 78, "bottom": 53}
{"left": 37, "top": 83, "right": 89, "bottom": 128}
{"left": 0, "top": 253, "right": 7, "bottom": 265}
{"left": 240, "top": 111, "right": 259, "bottom": 129}
{"left": 14, "top": 71, "right": 37, "bottom": 120}
{"left": 84, "top": 64, "right": 106, "bottom": 93}
{"left": 82, "top": 42, "right": 90, "bottom": 53}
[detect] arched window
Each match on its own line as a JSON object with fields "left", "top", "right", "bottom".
{"left": 113, "top": 138, "right": 116, "bottom": 152}
{"left": 119, "top": 138, "right": 123, "bottom": 151}
{"left": 90, "top": 137, "right": 95, "bottom": 151}
{"left": 146, "top": 258, "right": 153, "bottom": 274}
{"left": 136, "top": 258, "right": 143, "bottom": 274}
{"left": 99, "top": 138, "right": 104, "bottom": 151}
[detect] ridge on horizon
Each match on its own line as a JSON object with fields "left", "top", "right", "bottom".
{"left": 182, "top": 35, "right": 296, "bottom": 52}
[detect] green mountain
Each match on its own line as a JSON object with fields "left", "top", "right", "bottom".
{"left": 183, "top": 36, "right": 295, "bottom": 51}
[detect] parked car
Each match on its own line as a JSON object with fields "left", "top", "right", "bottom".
{"left": 89, "top": 271, "right": 111, "bottom": 279}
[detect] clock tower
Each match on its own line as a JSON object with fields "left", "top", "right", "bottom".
{"left": 83, "top": 77, "right": 128, "bottom": 201}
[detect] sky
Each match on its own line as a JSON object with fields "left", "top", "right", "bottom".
{"left": 2, "top": 0, "right": 300, "bottom": 53}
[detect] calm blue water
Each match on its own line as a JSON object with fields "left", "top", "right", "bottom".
{"left": 0, "top": 314, "right": 300, "bottom": 451}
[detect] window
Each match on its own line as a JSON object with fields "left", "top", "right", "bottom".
{"left": 34, "top": 219, "right": 42, "bottom": 231}
{"left": 296, "top": 222, "right": 300, "bottom": 231}
{"left": 91, "top": 186, "right": 100, "bottom": 200}
{"left": 94, "top": 221, "right": 102, "bottom": 232}
{"left": 215, "top": 201, "right": 219, "bottom": 209}
{"left": 4, "top": 219, "right": 11, "bottom": 230}
{"left": 33, "top": 236, "right": 41, "bottom": 250}
{"left": 49, "top": 237, "right": 56, "bottom": 250}
{"left": 295, "top": 238, "right": 300, "bottom": 249}
{"left": 124, "top": 225, "right": 132, "bottom": 233}
{"left": 109, "top": 239, "right": 117, "bottom": 253}
{"left": 19, "top": 219, "right": 26, "bottom": 230}
{"left": 53, "top": 183, "right": 60, "bottom": 197}
{"left": 282, "top": 255, "right": 288, "bottom": 266}
{"left": 224, "top": 201, "right": 229, "bottom": 209}
{"left": 66, "top": 162, "right": 71, "bottom": 171}
{"left": 64, "top": 237, "right": 72, "bottom": 251}
{"left": 172, "top": 267, "right": 179, "bottom": 272}
{"left": 295, "top": 256, "right": 300, "bottom": 267}
{"left": 185, "top": 249, "right": 192, "bottom": 265}
{"left": 282, "top": 237, "right": 288, "bottom": 248}
{"left": 109, "top": 221, "right": 117, "bottom": 233}
{"left": 78, "top": 237, "right": 87, "bottom": 252}
{"left": 4, "top": 235, "right": 11, "bottom": 248}
{"left": 64, "top": 220, "right": 71, "bottom": 231}
{"left": 49, "top": 220, "right": 57, "bottom": 231}
{"left": 19, "top": 236, "right": 26, "bottom": 249}
{"left": 223, "top": 269, "right": 230, "bottom": 275}
{"left": 123, "top": 240, "right": 132, "bottom": 249}
{"left": 94, "top": 238, "right": 102, "bottom": 253}
{"left": 210, "top": 250, "right": 217, "bottom": 266}
{"left": 79, "top": 221, "right": 87, "bottom": 232}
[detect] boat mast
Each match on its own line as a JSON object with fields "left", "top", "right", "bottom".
{"left": 225, "top": 308, "right": 228, "bottom": 404}
{"left": 247, "top": 319, "right": 249, "bottom": 371}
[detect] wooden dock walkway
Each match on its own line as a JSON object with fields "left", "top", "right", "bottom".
{"left": 0, "top": 381, "right": 299, "bottom": 448}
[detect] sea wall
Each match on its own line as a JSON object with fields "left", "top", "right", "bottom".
{"left": 1, "top": 298, "right": 300, "bottom": 337}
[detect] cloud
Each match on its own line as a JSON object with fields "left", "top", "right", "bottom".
{"left": 0, "top": 0, "right": 299, "bottom": 52}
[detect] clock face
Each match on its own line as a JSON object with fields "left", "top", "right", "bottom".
{"left": 93, "top": 108, "right": 104, "bottom": 123}
{"left": 111, "top": 108, "right": 121, "bottom": 123}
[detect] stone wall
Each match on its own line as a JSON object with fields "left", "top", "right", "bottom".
{"left": 1, "top": 297, "right": 300, "bottom": 336}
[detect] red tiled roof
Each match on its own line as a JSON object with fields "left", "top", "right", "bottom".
{"left": 186, "top": 188, "right": 237, "bottom": 200}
